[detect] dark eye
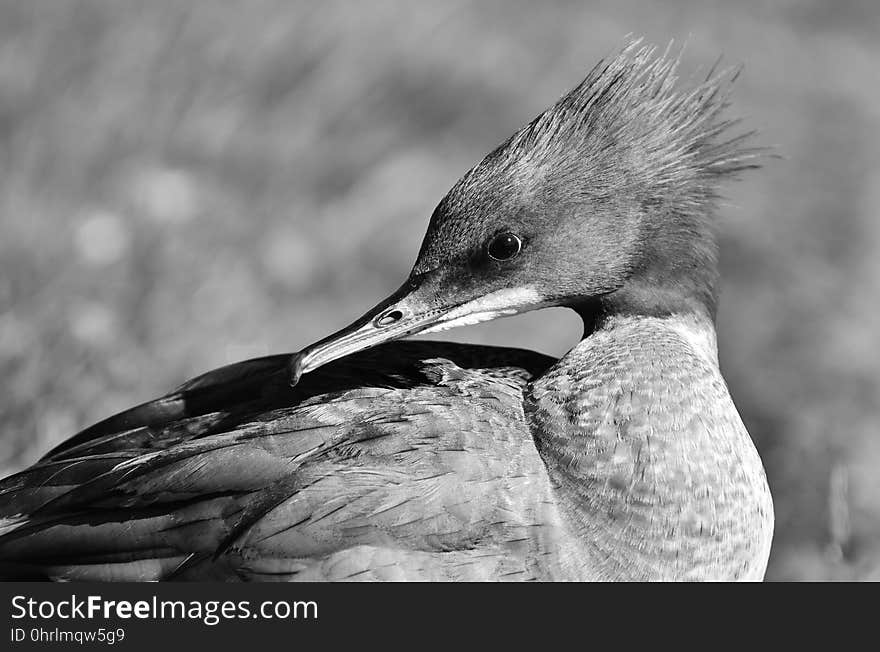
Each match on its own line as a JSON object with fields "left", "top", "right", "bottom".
{"left": 486, "top": 232, "right": 523, "bottom": 261}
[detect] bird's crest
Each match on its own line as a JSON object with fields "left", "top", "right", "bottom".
{"left": 447, "top": 40, "right": 763, "bottom": 216}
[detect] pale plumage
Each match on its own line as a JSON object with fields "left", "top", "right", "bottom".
{"left": 529, "top": 314, "right": 772, "bottom": 580}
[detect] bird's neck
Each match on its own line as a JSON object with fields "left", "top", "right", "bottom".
{"left": 525, "top": 312, "right": 773, "bottom": 581}
{"left": 578, "top": 210, "right": 722, "bottom": 328}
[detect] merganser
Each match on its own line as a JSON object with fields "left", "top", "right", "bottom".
{"left": 0, "top": 42, "right": 773, "bottom": 581}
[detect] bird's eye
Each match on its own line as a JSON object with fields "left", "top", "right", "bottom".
{"left": 486, "top": 232, "right": 522, "bottom": 261}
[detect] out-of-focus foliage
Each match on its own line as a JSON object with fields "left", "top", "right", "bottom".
{"left": 0, "top": 0, "right": 878, "bottom": 580}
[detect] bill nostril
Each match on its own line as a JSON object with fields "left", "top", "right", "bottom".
{"left": 374, "top": 309, "right": 404, "bottom": 327}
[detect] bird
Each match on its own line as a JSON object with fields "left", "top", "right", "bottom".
{"left": 0, "top": 41, "right": 773, "bottom": 581}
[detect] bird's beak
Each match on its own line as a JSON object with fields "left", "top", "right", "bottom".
{"left": 289, "top": 271, "right": 543, "bottom": 385}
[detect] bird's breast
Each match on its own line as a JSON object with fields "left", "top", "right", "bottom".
{"left": 525, "top": 314, "right": 774, "bottom": 581}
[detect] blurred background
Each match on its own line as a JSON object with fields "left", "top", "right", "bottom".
{"left": 0, "top": 0, "right": 878, "bottom": 580}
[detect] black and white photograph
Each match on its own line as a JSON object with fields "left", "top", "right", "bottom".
{"left": 0, "top": 0, "right": 877, "bottom": 624}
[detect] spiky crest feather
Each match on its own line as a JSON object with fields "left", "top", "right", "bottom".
{"left": 446, "top": 40, "right": 762, "bottom": 217}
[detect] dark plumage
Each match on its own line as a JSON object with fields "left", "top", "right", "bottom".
{"left": 0, "top": 42, "right": 773, "bottom": 581}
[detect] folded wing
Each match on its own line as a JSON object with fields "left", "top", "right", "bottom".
{"left": 0, "top": 342, "right": 559, "bottom": 581}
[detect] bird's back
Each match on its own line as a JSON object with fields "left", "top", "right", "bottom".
{"left": 0, "top": 341, "right": 578, "bottom": 581}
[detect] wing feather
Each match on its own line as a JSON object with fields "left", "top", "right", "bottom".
{"left": 0, "top": 342, "right": 557, "bottom": 581}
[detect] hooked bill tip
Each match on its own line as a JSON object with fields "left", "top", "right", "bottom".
{"left": 289, "top": 352, "right": 306, "bottom": 387}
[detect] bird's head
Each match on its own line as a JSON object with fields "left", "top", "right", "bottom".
{"left": 291, "top": 42, "right": 761, "bottom": 384}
